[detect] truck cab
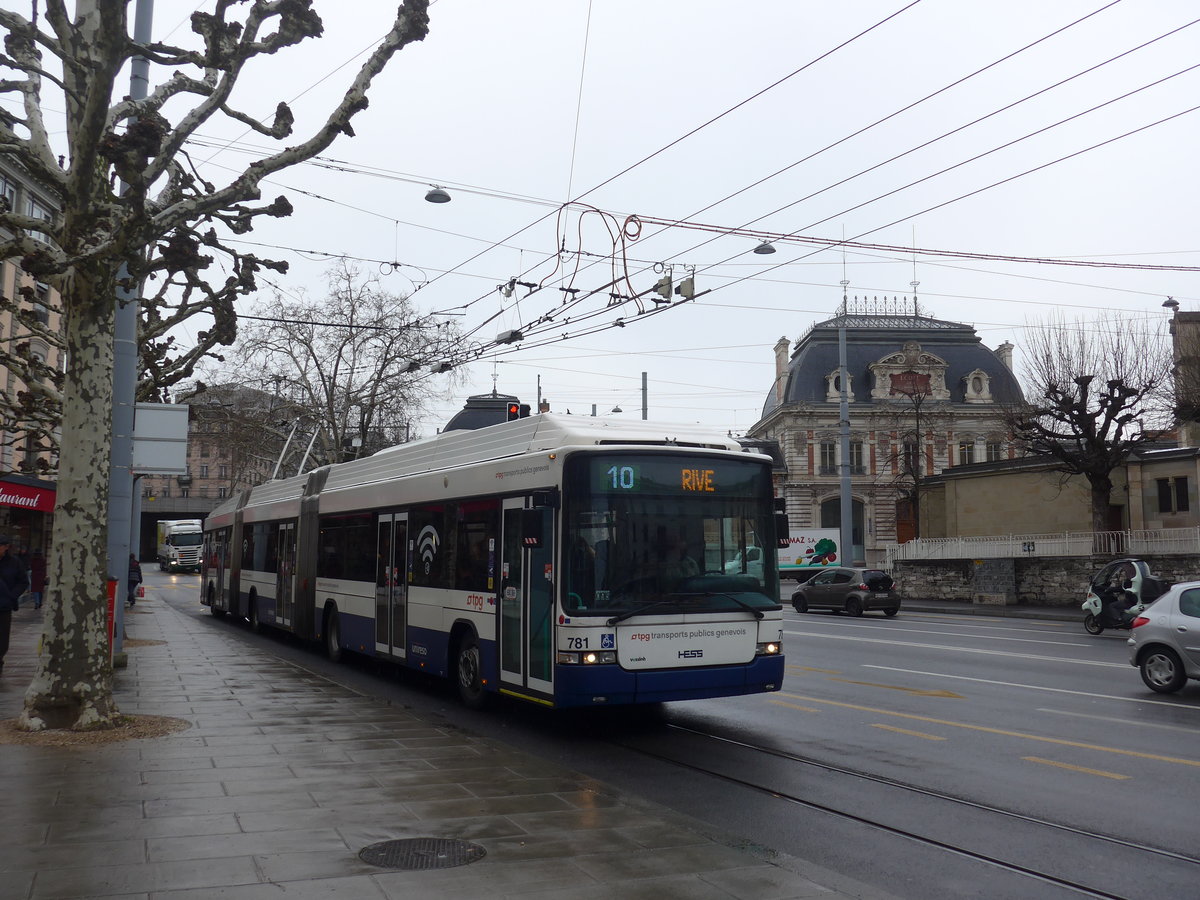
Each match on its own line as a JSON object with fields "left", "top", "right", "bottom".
{"left": 157, "top": 519, "right": 204, "bottom": 573}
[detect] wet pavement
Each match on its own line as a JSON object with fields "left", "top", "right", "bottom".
{"left": 0, "top": 588, "right": 1082, "bottom": 899}
{"left": 0, "top": 590, "right": 859, "bottom": 900}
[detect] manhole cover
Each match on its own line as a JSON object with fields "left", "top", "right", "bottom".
{"left": 358, "top": 837, "right": 486, "bottom": 870}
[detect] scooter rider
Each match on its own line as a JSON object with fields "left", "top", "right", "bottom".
{"left": 1096, "top": 563, "right": 1137, "bottom": 626}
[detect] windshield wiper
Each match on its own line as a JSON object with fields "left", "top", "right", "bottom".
{"left": 684, "top": 590, "right": 765, "bottom": 619}
{"left": 606, "top": 598, "right": 677, "bottom": 626}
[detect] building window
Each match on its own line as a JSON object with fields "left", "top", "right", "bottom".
{"left": 218, "top": 487, "right": 228, "bottom": 499}
{"left": 850, "top": 440, "right": 865, "bottom": 475}
{"left": 986, "top": 440, "right": 1004, "bottom": 462}
{"left": 0, "top": 175, "right": 15, "bottom": 210}
{"left": 1157, "top": 477, "right": 1190, "bottom": 514}
{"left": 26, "top": 196, "right": 53, "bottom": 244}
{"left": 160, "top": 485, "right": 171, "bottom": 498}
{"left": 199, "top": 464, "right": 209, "bottom": 478}
{"left": 199, "top": 443, "right": 210, "bottom": 458}
{"left": 218, "top": 465, "right": 228, "bottom": 479}
{"left": 179, "top": 488, "right": 189, "bottom": 498}
{"left": 958, "top": 441, "right": 975, "bottom": 465}
{"left": 819, "top": 441, "right": 837, "bottom": 476}
{"left": 902, "top": 441, "right": 919, "bottom": 474}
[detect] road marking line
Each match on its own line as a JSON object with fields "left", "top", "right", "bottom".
{"left": 830, "top": 678, "right": 963, "bottom": 699}
{"left": 1023, "top": 757, "right": 1130, "bottom": 780}
{"left": 872, "top": 724, "right": 946, "bottom": 741}
{"left": 785, "top": 630, "right": 1126, "bottom": 667}
{"left": 778, "top": 692, "right": 1200, "bottom": 768}
{"left": 864, "top": 665, "right": 1200, "bottom": 711}
{"left": 769, "top": 699, "right": 820, "bottom": 713}
{"left": 787, "top": 665, "right": 841, "bottom": 674}
{"left": 900, "top": 613, "right": 1073, "bottom": 629}
{"left": 1038, "top": 708, "right": 1200, "bottom": 734}
{"left": 791, "top": 617, "right": 1085, "bottom": 644}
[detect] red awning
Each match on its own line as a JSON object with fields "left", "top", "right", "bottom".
{"left": 0, "top": 481, "right": 55, "bottom": 513}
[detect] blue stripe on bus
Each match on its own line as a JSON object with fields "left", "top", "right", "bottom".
{"left": 553, "top": 656, "right": 784, "bottom": 708}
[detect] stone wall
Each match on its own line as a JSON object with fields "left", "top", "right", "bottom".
{"left": 894, "top": 556, "right": 1200, "bottom": 607}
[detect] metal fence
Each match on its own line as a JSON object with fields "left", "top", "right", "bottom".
{"left": 884, "top": 527, "right": 1200, "bottom": 564}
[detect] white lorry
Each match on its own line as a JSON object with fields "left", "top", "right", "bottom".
{"left": 156, "top": 519, "right": 204, "bottom": 573}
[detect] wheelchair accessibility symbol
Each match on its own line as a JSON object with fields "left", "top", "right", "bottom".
{"left": 600, "top": 633, "right": 614, "bottom": 649}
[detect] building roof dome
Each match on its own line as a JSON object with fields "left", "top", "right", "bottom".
{"left": 760, "top": 301, "right": 1022, "bottom": 420}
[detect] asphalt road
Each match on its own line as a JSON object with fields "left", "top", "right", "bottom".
{"left": 155, "top": 576, "right": 1200, "bottom": 899}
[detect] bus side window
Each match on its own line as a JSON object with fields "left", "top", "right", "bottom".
{"left": 455, "top": 499, "right": 498, "bottom": 592}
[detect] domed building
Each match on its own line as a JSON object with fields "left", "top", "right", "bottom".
{"left": 748, "top": 296, "right": 1022, "bottom": 565}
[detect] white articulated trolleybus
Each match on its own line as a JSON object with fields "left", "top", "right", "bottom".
{"left": 201, "top": 413, "right": 786, "bottom": 709}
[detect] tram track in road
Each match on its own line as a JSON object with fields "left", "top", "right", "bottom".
{"left": 605, "top": 718, "right": 1200, "bottom": 900}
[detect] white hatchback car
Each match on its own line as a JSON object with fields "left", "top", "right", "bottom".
{"left": 1128, "top": 581, "right": 1200, "bottom": 693}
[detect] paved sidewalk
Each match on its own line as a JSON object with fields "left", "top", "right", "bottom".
{"left": 0, "top": 592, "right": 856, "bottom": 900}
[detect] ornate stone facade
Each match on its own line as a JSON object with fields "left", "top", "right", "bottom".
{"left": 748, "top": 298, "right": 1021, "bottom": 565}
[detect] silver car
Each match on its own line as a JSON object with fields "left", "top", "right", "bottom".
{"left": 1128, "top": 581, "right": 1200, "bottom": 693}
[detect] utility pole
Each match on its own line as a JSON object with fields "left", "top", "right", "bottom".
{"left": 107, "top": 0, "right": 154, "bottom": 661}
{"left": 838, "top": 322, "right": 854, "bottom": 565}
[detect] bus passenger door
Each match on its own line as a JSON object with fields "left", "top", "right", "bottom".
{"left": 277, "top": 522, "right": 296, "bottom": 627}
{"left": 498, "top": 498, "right": 554, "bottom": 697}
{"left": 375, "top": 513, "right": 408, "bottom": 658}
{"left": 211, "top": 530, "right": 229, "bottom": 611}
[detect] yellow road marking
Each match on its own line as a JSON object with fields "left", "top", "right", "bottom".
{"left": 780, "top": 692, "right": 1200, "bottom": 768}
{"left": 769, "top": 699, "right": 820, "bottom": 713}
{"left": 872, "top": 724, "right": 946, "bottom": 741}
{"left": 830, "top": 678, "right": 963, "bottom": 698}
{"left": 788, "top": 665, "right": 841, "bottom": 674}
{"left": 1023, "top": 757, "right": 1130, "bottom": 780}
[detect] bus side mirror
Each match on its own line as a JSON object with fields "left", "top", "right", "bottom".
{"left": 521, "top": 508, "right": 544, "bottom": 548}
{"left": 775, "top": 513, "right": 790, "bottom": 547}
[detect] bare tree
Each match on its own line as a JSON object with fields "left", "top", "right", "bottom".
{"left": 874, "top": 383, "right": 953, "bottom": 541}
{"left": 0, "top": 1, "right": 430, "bottom": 731}
{"left": 1001, "top": 312, "right": 1173, "bottom": 534}
{"left": 212, "top": 260, "right": 461, "bottom": 466}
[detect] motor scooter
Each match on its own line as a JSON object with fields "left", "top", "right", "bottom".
{"left": 1082, "top": 584, "right": 1145, "bottom": 634}
{"left": 1082, "top": 558, "right": 1170, "bottom": 635}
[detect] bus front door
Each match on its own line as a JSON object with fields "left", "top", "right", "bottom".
{"left": 277, "top": 522, "right": 296, "bottom": 627}
{"left": 375, "top": 513, "right": 408, "bottom": 658}
{"left": 499, "top": 498, "right": 554, "bottom": 698}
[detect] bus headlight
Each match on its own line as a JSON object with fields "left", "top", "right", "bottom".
{"left": 756, "top": 642, "right": 781, "bottom": 656}
{"left": 557, "top": 650, "right": 618, "bottom": 665}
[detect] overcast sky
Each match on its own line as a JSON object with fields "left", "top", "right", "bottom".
{"left": 37, "top": 1, "right": 1200, "bottom": 436}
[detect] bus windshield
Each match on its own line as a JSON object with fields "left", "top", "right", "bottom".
{"left": 562, "top": 453, "right": 780, "bottom": 617}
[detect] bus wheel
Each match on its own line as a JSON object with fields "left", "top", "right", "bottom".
{"left": 208, "top": 586, "right": 226, "bottom": 619}
{"left": 325, "top": 609, "right": 342, "bottom": 662}
{"left": 456, "top": 633, "right": 487, "bottom": 709}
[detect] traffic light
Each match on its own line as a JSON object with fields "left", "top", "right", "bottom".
{"left": 506, "top": 403, "right": 521, "bottom": 421}
{"left": 650, "top": 275, "right": 672, "bottom": 303}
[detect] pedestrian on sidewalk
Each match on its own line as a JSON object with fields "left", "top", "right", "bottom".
{"left": 0, "top": 535, "right": 30, "bottom": 675}
{"left": 29, "top": 549, "right": 46, "bottom": 610}
{"left": 127, "top": 554, "right": 142, "bottom": 607}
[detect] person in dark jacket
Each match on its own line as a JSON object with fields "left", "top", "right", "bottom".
{"left": 0, "top": 535, "right": 30, "bottom": 675}
{"left": 127, "top": 554, "right": 142, "bottom": 607}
